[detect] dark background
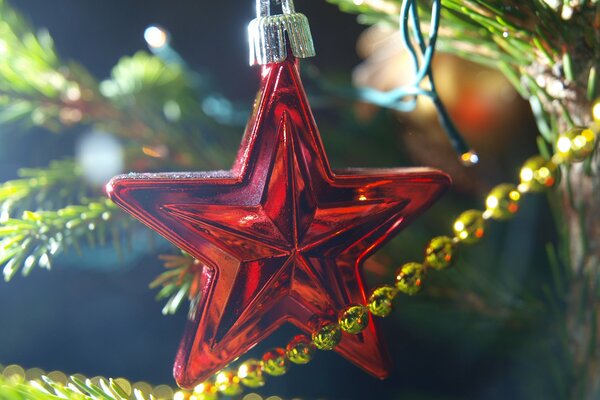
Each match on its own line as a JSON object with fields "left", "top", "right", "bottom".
{"left": 0, "top": 1, "right": 557, "bottom": 399}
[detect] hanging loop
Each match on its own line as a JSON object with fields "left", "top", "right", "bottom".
{"left": 281, "top": 0, "right": 296, "bottom": 15}
{"left": 249, "top": 0, "right": 315, "bottom": 65}
{"left": 256, "top": 0, "right": 270, "bottom": 18}
{"left": 256, "top": 0, "right": 296, "bottom": 18}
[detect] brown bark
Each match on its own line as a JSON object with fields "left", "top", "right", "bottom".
{"left": 556, "top": 89, "right": 600, "bottom": 399}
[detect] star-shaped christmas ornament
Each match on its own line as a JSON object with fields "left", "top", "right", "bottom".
{"left": 107, "top": 55, "right": 450, "bottom": 388}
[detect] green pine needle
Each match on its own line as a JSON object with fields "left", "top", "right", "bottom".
{"left": 0, "top": 0, "right": 236, "bottom": 170}
{"left": 0, "top": 0, "right": 99, "bottom": 130}
{"left": 99, "top": 51, "right": 237, "bottom": 170}
{"left": 0, "top": 371, "right": 154, "bottom": 400}
{"left": 0, "top": 159, "right": 86, "bottom": 221}
{"left": 151, "top": 252, "right": 198, "bottom": 315}
{"left": 0, "top": 199, "right": 128, "bottom": 281}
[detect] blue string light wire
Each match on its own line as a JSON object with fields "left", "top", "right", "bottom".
{"left": 356, "top": 0, "right": 478, "bottom": 165}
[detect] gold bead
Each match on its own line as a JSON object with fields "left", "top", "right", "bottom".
{"left": 47, "top": 371, "right": 68, "bottom": 385}
{"left": 193, "top": 382, "right": 218, "bottom": 400}
{"left": 237, "top": 359, "right": 265, "bottom": 388}
{"left": 173, "top": 390, "right": 191, "bottom": 400}
{"left": 25, "top": 368, "right": 45, "bottom": 382}
{"left": 556, "top": 127, "right": 596, "bottom": 163}
{"left": 152, "top": 385, "right": 174, "bottom": 400}
{"left": 3, "top": 365, "right": 25, "bottom": 382}
{"left": 485, "top": 184, "right": 521, "bottom": 220}
{"left": 338, "top": 305, "right": 369, "bottom": 334}
{"left": 261, "top": 348, "right": 288, "bottom": 376}
{"left": 592, "top": 99, "right": 600, "bottom": 123}
{"left": 311, "top": 322, "right": 342, "bottom": 350}
{"left": 453, "top": 210, "right": 485, "bottom": 244}
{"left": 368, "top": 285, "right": 397, "bottom": 317}
{"left": 395, "top": 262, "right": 423, "bottom": 295}
{"left": 214, "top": 370, "right": 242, "bottom": 396}
{"left": 424, "top": 236, "right": 455, "bottom": 270}
{"left": 132, "top": 382, "right": 153, "bottom": 397}
{"left": 519, "top": 156, "right": 559, "bottom": 193}
{"left": 285, "top": 335, "right": 315, "bottom": 364}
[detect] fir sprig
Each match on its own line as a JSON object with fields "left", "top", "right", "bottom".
{"left": 99, "top": 52, "right": 237, "bottom": 170}
{"left": 0, "top": 199, "right": 128, "bottom": 281}
{"left": 0, "top": 159, "right": 86, "bottom": 221}
{"left": 151, "top": 252, "right": 200, "bottom": 315}
{"left": 0, "top": 0, "right": 237, "bottom": 171}
{"left": 0, "top": 371, "right": 153, "bottom": 400}
{"left": 0, "top": 0, "right": 100, "bottom": 130}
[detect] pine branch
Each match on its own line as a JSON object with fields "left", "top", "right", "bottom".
{"left": 98, "top": 52, "right": 238, "bottom": 170}
{"left": 327, "top": 0, "right": 552, "bottom": 69}
{"left": 151, "top": 252, "right": 200, "bottom": 315}
{"left": 0, "top": 160, "right": 137, "bottom": 282}
{"left": 0, "top": 159, "right": 86, "bottom": 221}
{"left": 0, "top": 369, "right": 156, "bottom": 400}
{"left": 0, "top": 0, "right": 237, "bottom": 171}
{"left": 0, "top": 0, "right": 101, "bottom": 130}
{"left": 0, "top": 199, "right": 129, "bottom": 281}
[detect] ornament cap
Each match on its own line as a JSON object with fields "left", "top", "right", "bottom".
{"left": 248, "top": 0, "right": 315, "bottom": 65}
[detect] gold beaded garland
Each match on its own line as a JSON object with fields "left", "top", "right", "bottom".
{"left": 519, "top": 156, "right": 558, "bottom": 193}
{"left": 285, "top": 335, "right": 315, "bottom": 364}
{"left": 368, "top": 285, "right": 397, "bottom": 317}
{"left": 395, "top": 262, "right": 423, "bottom": 295}
{"left": 556, "top": 127, "right": 596, "bottom": 162}
{"left": 424, "top": 236, "right": 454, "bottom": 270}
{"left": 311, "top": 322, "right": 342, "bottom": 350}
{"left": 338, "top": 305, "right": 369, "bottom": 334}
{"left": 214, "top": 370, "right": 242, "bottom": 396}
{"left": 237, "top": 359, "right": 265, "bottom": 388}
{"left": 261, "top": 348, "right": 288, "bottom": 376}
{"left": 453, "top": 210, "right": 485, "bottom": 244}
{"left": 485, "top": 184, "right": 521, "bottom": 220}
{"left": 151, "top": 384, "right": 174, "bottom": 399}
{"left": 183, "top": 145, "right": 564, "bottom": 396}
{"left": 193, "top": 382, "right": 218, "bottom": 400}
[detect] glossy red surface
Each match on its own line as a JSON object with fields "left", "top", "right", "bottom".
{"left": 107, "top": 57, "right": 451, "bottom": 389}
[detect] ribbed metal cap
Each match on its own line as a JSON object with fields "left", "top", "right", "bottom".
{"left": 248, "top": 0, "right": 316, "bottom": 65}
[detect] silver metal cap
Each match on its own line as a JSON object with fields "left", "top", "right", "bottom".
{"left": 248, "top": 0, "right": 316, "bottom": 66}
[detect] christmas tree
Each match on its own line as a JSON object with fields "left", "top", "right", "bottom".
{"left": 1, "top": 0, "right": 599, "bottom": 399}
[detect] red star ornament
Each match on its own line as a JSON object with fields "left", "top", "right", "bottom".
{"left": 107, "top": 56, "right": 451, "bottom": 388}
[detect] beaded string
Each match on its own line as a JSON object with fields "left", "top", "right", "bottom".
{"left": 180, "top": 123, "right": 597, "bottom": 399}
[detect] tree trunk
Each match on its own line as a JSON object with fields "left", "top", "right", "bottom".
{"left": 556, "top": 88, "right": 600, "bottom": 399}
